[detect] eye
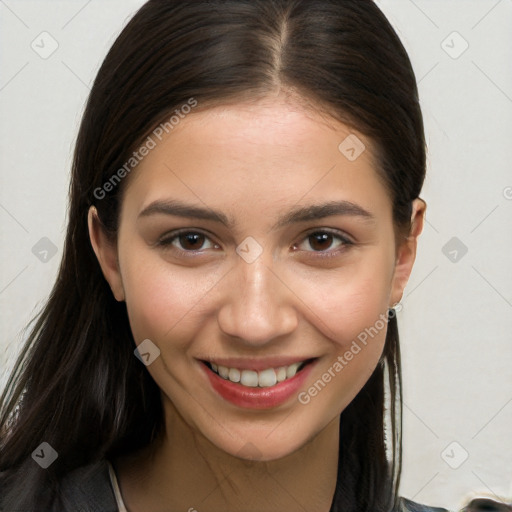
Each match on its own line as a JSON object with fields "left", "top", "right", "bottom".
{"left": 157, "top": 230, "right": 219, "bottom": 254}
{"left": 292, "top": 229, "right": 353, "bottom": 257}
{"left": 156, "top": 228, "right": 353, "bottom": 258}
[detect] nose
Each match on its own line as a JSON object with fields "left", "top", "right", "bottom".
{"left": 216, "top": 252, "right": 299, "bottom": 348}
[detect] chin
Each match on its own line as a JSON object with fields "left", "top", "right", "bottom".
{"left": 207, "top": 422, "right": 318, "bottom": 463}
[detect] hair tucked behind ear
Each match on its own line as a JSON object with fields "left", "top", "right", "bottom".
{"left": 0, "top": 1, "right": 424, "bottom": 511}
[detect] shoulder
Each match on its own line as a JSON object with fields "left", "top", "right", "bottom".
{"left": 57, "top": 458, "right": 119, "bottom": 511}
{"left": 1, "top": 458, "right": 118, "bottom": 512}
{"left": 397, "top": 496, "right": 453, "bottom": 512}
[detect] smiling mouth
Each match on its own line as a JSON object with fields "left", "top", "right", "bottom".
{"left": 202, "top": 359, "right": 316, "bottom": 388}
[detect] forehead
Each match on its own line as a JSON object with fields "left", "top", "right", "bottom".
{"left": 120, "top": 98, "right": 392, "bottom": 228}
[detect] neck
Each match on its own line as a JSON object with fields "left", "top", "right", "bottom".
{"left": 116, "top": 398, "right": 340, "bottom": 512}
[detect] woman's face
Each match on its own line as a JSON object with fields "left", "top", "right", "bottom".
{"left": 89, "top": 96, "right": 423, "bottom": 461}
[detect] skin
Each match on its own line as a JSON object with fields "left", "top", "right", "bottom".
{"left": 88, "top": 94, "right": 425, "bottom": 512}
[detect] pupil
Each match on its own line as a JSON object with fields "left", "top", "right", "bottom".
{"left": 311, "top": 233, "right": 331, "bottom": 251}
{"left": 181, "top": 233, "right": 203, "bottom": 250}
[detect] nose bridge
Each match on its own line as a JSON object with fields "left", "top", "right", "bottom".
{"left": 217, "top": 246, "right": 298, "bottom": 345}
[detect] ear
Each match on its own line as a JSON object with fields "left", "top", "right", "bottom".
{"left": 389, "top": 198, "right": 426, "bottom": 307}
{"left": 87, "top": 206, "right": 125, "bottom": 302}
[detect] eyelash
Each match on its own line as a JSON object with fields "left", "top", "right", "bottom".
{"left": 156, "top": 228, "right": 354, "bottom": 259}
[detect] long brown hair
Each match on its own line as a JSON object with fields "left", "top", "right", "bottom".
{"left": 0, "top": 1, "right": 425, "bottom": 510}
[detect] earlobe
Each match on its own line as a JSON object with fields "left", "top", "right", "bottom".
{"left": 389, "top": 198, "right": 427, "bottom": 307}
{"left": 87, "top": 206, "right": 125, "bottom": 302}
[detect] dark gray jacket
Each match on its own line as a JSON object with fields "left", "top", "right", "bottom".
{"left": 1, "top": 458, "right": 451, "bottom": 512}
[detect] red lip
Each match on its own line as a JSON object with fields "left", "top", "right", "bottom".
{"left": 200, "top": 359, "right": 317, "bottom": 410}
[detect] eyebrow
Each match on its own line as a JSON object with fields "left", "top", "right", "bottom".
{"left": 138, "top": 199, "right": 376, "bottom": 230}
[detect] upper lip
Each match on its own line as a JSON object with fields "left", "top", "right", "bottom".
{"left": 201, "top": 356, "right": 316, "bottom": 372}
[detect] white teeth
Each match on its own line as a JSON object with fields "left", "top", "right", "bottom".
{"left": 276, "top": 367, "right": 287, "bottom": 382}
{"left": 209, "top": 361, "right": 308, "bottom": 388}
{"left": 258, "top": 368, "right": 277, "bottom": 387}
{"left": 240, "top": 370, "right": 259, "bottom": 387}
{"left": 286, "top": 362, "right": 301, "bottom": 379}
{"left": 228, "top": 367, "right": 241, "bottom": 383}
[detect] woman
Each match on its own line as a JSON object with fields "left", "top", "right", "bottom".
{"left": 0, "top": 1, "right": 450, "bottom": 510}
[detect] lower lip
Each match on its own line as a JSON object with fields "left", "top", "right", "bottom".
{"left": 200, "top": 360, "right": 316, "bottom": 410}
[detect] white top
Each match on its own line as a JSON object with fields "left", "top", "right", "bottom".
{"left": 106, "top": 460, "right": 128, "bottom": 512}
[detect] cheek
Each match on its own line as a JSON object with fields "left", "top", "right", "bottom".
{"left": 294, "top": 256, "right": 394, "bottom": 352}
{"left": 295, "top": 272, "right": 392, "bottom": 416}
{"left": 121, "top": 256, "right": 224, "bottom": 345}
